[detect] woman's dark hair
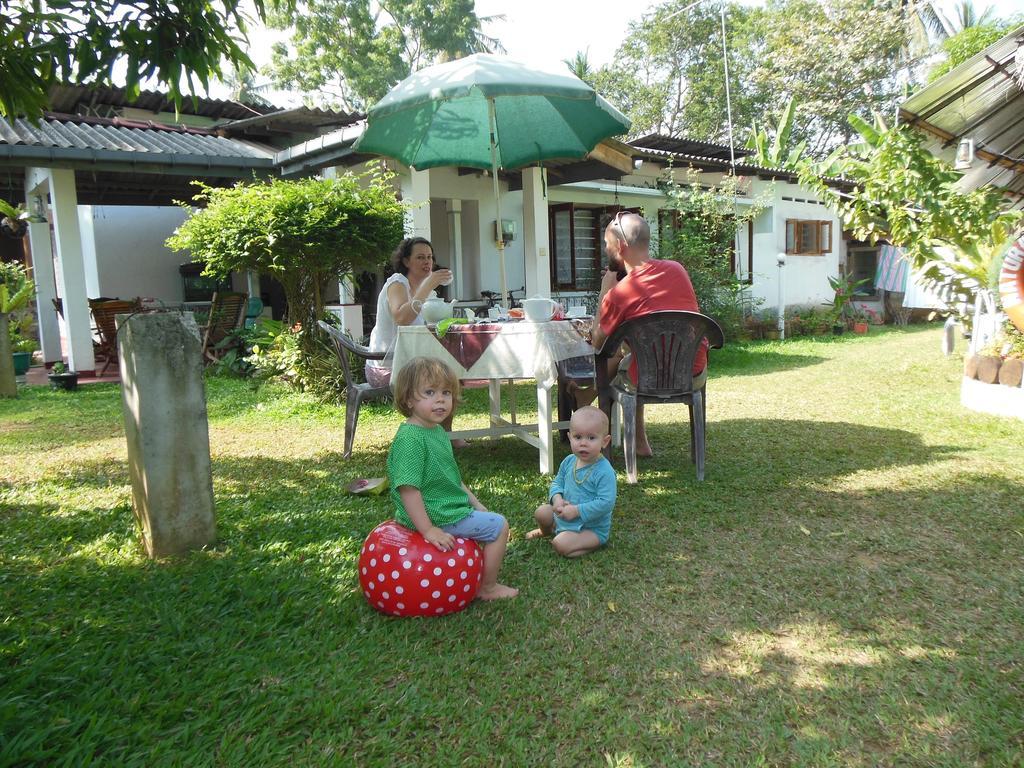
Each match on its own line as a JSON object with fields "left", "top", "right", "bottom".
{"left": 391, "top": 237, "right": 434, "bottom": 275}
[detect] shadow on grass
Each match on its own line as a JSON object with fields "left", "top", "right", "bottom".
{"left": 3, "top": 465, "right": 1022, "bottom": 764}
{"left": 620, "top": 417, "right": 956, "bottom": 491}
{"left": 713, "top": 345, "right": 829, "bottom": 377}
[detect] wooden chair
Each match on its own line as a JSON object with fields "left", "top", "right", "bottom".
{"left": 596, "top": 310, "right": 724, "bottom": 484}
{"left": 201, "top": 291, "right": 248, "bottom": 364}
{"left": 89, "top": 298, "right": 143, "bottom": 375}
{"left": 318, "top": 320, "right": 390, "bottom": 459}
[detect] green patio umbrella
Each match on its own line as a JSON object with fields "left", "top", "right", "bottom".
{"left": 354, "top": 53, "right": 631, "bottom": 306}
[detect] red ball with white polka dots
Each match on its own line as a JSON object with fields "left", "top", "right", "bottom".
{"left": 358, "top": 520, "right": 483, "bottom": 617}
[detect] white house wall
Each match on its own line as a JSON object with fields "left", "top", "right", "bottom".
{"left": 90, "top": 206, "right": 189, "bottom": 302}
{"left": 756, "top": 181, "right": 843, "bottom": 311}
{"left": 413, "top": 167, "right": 527, "bottom": 302}
{"left": 338, "top": 159, "right": 850, "bottom": 315}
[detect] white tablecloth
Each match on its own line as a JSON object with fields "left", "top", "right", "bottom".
{"left": 392, "top": 320, "right": 594, "bottom": 386}
{"left": 391, "top": 320, "right": 595, "bottom": 474}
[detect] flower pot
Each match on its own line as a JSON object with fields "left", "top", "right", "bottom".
{"left": 764, "top": 329, "right": 781, "bottom": 340}
{"left": 852, "top": 321, "right": 869, "bottom": 334}
{"left": 832, "top": 324, "right": 845, "bottom": 335}
{"left": 12, "top": 351, "right": 31, "bottom": 375}
{"left": 48, "top": 371, "right": 79, "bottom": 391}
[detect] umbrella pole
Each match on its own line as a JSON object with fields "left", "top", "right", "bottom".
{"left": 489, "top": 99, "right": 510, "bottom": 311}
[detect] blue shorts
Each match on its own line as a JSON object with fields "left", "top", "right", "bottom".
{"left": 441, "top": 510, "right": 506, "bottom": 543}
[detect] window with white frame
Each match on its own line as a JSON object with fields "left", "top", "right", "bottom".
{"left": 785, "top": 219, "right": 832, "bottom": 255}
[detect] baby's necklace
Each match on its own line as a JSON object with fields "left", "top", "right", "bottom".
{"left": 573, "top": 459, "right": 597, "bottom": 485}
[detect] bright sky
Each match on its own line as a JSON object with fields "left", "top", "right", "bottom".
{"left": 234, "top": 0, "right": 1024, "bottom": 105}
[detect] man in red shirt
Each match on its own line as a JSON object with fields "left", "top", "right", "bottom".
{"left": 590, "top": 212, "right": 706, "bottom": 457}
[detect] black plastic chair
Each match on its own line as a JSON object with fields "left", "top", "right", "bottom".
{"left": 318, "top": 320, "right": 390, "bottom": 459}
{"left": 596, "top": 310, "right": 724, "bottom": 484}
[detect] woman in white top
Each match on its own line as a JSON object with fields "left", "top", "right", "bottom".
{"left": 366, "top": 237, "right": 464, "bottom": 442}
{"left": 366, "top": 236, "right": 453, "bottom": 378}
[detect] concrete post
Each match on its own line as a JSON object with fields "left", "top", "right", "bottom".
{"left": 119, "top": 312, "right": 216, "bottom": 558}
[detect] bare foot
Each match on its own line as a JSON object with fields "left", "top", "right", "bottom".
{"left": 477, "top": 583, "right": 519, "bottom": 600}
{"left": 525, "top": 527, "right": 549, "bottom": 540}
{"left": 636, "top": 440, "right": 653, "bottom": 458}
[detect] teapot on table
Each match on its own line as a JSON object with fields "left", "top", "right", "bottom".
{"left": 522, "top": 296, "right": 561, "bottom": 323}
{"left": 420, "top": 293, "right": 454, "bottom": 324}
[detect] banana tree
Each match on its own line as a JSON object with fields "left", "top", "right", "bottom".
{"left": 746, "top": 97, "right": 808, "bottom": 170}
{"left": 0, "top": 261, "right": 37, "bottom": 398}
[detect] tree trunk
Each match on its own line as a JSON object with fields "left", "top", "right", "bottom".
{"left": 0, "top": 314, "right": 17, "bottom": 398}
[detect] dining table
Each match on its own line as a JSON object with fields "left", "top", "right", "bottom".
{"left": 391, "top": 318, "right": 595, "bottom": 474}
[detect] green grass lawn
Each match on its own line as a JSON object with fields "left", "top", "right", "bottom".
{"left": 2, "top": 326, "right": 1022, "bottom": 767}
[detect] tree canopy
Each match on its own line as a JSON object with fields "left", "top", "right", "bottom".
{"left": 596, "top": 0, "right": 909, "bottom": 155}
{"left": 265, "top": 0, "right": 503, "bottom": 111}
{"left": 166, "top": 171, "right": 407, "bottom": 337}
{"left": 927, "top": 15, "right": 1024, "bottom": 82}
{"left": 591, "top": 1, "right": 764, "bottom": 143}
{"left": 0, "top": 0, "right": 286, "bottom": 120}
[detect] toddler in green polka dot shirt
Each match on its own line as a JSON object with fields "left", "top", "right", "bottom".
{"left": 386, "top": 357, "right": 518, "bottom": 600}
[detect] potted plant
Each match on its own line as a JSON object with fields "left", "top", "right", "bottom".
{"left": 8, "top": 301, "right": 37, "bottom": 376}
{"left": 824, "top": 274, "right": 870, "bottom": 335}
{"left": 0, "top": 260, "right": 36, "bottom": 397}
{"left": 11, "top": 336, "right": 34, "bottom": 376}
{"left": 849, "top": 307, "right": 870, "bottom": 334}
{"left": 48, "top": 361, "right": 79, "bottom": 391}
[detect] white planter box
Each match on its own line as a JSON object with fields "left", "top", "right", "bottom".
{"left": 961, "top": 376, "right": 1024, "bottom": 421}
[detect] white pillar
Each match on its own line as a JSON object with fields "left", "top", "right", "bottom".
{"left": 78, "top": 207, "right": 100, "bottom": 298}
{"left": 522, "top": 167, "right": 551, "bottom": 297}
{"left": 49, "top": 169, "right": 95, "bottom": 373}
{"left": 25, "top": 197, "right": 61, "bottom": 363}
{"left": 446, "top": 200, "right": 464, "bottom": 299}
{"left": 406, "top": 167, "right": 431, "bottom": 239}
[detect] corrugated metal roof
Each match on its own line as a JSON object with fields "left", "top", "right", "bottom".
{"left": 629, "top": 133, "right": 752, "bottom": 161}
{"left": 901, "top": 25, "right": 1024, "bottom": 200}
{"left": 48, "top": 84, "right": 278, "bottom": 121}
{"left": 629, "top": 143, "right": 797, "bottom": 180}
{"left": 0, "top": 114, "right": 271, "bottom": 160}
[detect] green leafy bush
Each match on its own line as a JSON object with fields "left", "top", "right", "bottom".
{"left": 168, "top": 168, "right": 407, "bottom": 394}
{"left": 656, "top": 171, "right": 771, "bottom": 339}
{"left": 242, "top": 317, "right": 348, "bottom": 402}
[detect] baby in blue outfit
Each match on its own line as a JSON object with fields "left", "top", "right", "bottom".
{"left": 527, "top": 406, "right": 617, "bottom": 557}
